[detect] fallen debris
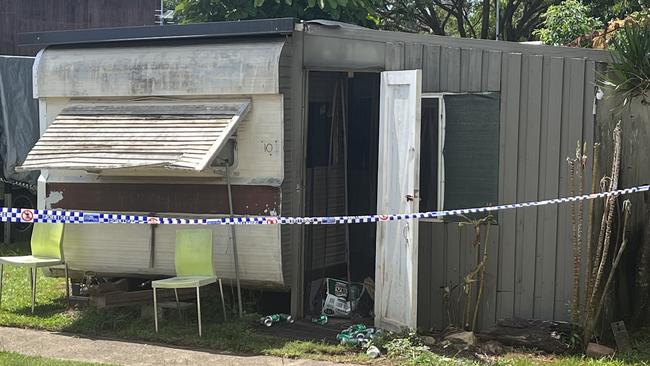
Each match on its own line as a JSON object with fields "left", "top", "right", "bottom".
{"left": 336, "top": 324, "right": 377, "bottom": 346}
{"left": 366, "top": 346, "right": 381, "bottom": 358}
{"left": 422, "top": 336, "right": 436, "bottom": 346}
{"left": 260, "top": 314, "right": 294, "bottom": 327}
{"left": 611, "top": 321, "right": 632, "bottom": 352}
{"left": 483, "top": 318, "right": 572, "bottom": 354}
{"left": 91, "top": 288, "right": 195, "bottom": 308}
{"left": 87, "top": 278, "right": 129, "bottom": 296}
{"left": 586, "top": 343, "right": 615, "bottom": 358}
{"left": 322, "top": 278, "right": 364, "bottom": 318}
{"left": 311, "top": 314, "right": 329, "bottom": 325}
{"left": 444, "top": 331, "right": 477, "bottom": 347}
{"left": 479, "top": 340, "right": 505, "bottom": 355}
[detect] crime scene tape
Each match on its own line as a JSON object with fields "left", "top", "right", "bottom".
{"left": 0, "top": 184, "right": 648, "bottom": 226}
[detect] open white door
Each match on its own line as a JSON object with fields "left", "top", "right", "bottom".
{"left": 375, "top": 70, "right": 422, "bottom": 332}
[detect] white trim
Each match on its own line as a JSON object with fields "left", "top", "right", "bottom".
{"left": 32, "top": 48, "right": 46, "bottom": 99}
{"left": 196, "top": 100, "right": 251, "bottom": 171}
{"left": 376, "top": 69, "right": 421, "bottom": 332}
{"left": 422, "top": 92, "right": 500, "bottom": 219}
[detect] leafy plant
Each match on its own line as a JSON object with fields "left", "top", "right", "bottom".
{"left": 383, "top": 336, "right": 430, "bottom": 359}
{"left": 603, "top": 16, "right": 650, "bottom": 105}
{"left": 534, "top": 0, "right": 600, "bottom": 46}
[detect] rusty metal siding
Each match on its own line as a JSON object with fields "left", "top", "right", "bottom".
{"left": 46, "top": 183, "right": 280, "bottom": 215}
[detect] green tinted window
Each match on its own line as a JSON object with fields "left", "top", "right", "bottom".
{"left": 443, "top": 94, "right": 500, "bottom": 215}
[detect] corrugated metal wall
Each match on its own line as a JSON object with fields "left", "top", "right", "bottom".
{"left": 301, "top": 28, "right": 605, "bottom": 324}
{"left": 386, "top": 43, "right": 598, "bottom": 330}
{"left": 280, "top": 37, "right": 295, "bottom": 289}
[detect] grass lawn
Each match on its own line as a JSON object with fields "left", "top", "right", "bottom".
{"left": 0, "top": 243, "right": 649, "bottom": 366}
{"left": 0, "top": 351, "right": 110, "bottom": 366}
{"left": 0, "top": 243, "right": 367, "bottom": 364}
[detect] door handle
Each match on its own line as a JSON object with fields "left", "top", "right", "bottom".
{"left": 406, "top": 194, "right": 420, "bottom": 202}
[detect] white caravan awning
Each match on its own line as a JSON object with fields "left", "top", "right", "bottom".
{"left": 18, "top": 99, "right": 250, "bottom": 172}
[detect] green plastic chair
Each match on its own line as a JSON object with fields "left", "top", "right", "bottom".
{"left": 0, "top": 223, "right": 68, "bottom": 313}
{"left": 151, "top": 229, "right": 226, "bottom": 337}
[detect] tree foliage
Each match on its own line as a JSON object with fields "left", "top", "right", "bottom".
{"left": 588, "top": 0, "right": 644, "bottom": 23}
{"left": 171, "top": 0, "right": 378, "bottom": 27}
{"left": 604, "top": 14, "right": 650, "bottom": 104}
{"left": 534, "top": 0, "right": 600, "bottom": 46}
{"left": 376, "top": 0, "right": 563, "bottom": 41}
{"left": 168, "top": 0, "right": 646, "bottom": 44}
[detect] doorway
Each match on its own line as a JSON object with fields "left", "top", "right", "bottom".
{"left": 303, "top": 71, "right": 380, "bottom": 316}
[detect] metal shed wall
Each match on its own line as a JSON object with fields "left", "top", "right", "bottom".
{"left": 410, "top": 46, "right": 597, "bottom": 330}
{"left": 279, "top": 33, "right": 307, "bottom": 295}
{"left": 302, "top": 27, "right": 601, "bottom": 329}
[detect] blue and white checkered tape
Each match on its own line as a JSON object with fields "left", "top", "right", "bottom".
{"left": 0, "top": 184, "right": 648, "bottom": 225}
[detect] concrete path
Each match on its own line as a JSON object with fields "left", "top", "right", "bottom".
{"left": 0, "top": 327, "right": 358, "bottom": 366}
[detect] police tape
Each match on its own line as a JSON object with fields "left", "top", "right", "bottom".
{"left": 1, "top": 184, "right": 649, "bottom": 225}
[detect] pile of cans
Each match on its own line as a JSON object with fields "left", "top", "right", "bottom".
{"left": 259, "top": 313, "right": 294, "bottom": 327}
{"left": 311, "top": 314, "right": 329, "bottom": 325}
{"left": 336, "top": 324, "right": 378, "bottom": 346}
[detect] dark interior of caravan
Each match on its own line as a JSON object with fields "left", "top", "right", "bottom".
{"left": 301, "top": 71, "right": 448, "bottom": 318}
{"left": 303, "top": 71, "right": 380, "bottom": 316}
{"left": 301, "top": 70, "right": 502, "bottom": 321}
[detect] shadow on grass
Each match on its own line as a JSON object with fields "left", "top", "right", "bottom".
{"left": 0, "top": 245, "right": 363, "bottom": 363}
{"left": 52, "top": 288, "right": 364, "bottom": 363}
{"left": 12, "top": 301, "right": 68, "bottom": 317}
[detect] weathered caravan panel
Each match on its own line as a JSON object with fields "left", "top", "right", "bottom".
{"left": 35, "top": 41, "right": 283, "bottom": 97}
{"left": 31, "top": 40, "right": 288, "bottom": 288}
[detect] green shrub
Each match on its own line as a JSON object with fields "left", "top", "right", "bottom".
{"left": 604, "top": 16, "right": 650, "bottom": 105}
{"left": 534, "top": 0, "right": 600, "bottom": 46}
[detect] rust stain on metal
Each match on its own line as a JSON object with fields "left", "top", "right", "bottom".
{"left": 47, "top": 183, "right": 280, "bottom": 215}
{"left": 44, "top": 190, "right": 64, "bottom": 209}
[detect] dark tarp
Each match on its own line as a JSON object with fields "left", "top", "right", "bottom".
{"left": 0, "top": 56, "right": 39, "bottom": 186}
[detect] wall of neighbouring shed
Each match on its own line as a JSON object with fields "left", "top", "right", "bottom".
{"left": 301, "top": 28, "right": 601, "bottom": 329}
{"left": 389, "top": 43, "right": 597, "bottom": 330}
